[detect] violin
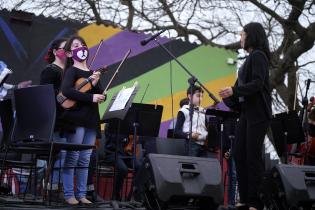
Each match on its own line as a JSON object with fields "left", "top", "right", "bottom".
{"left": 57, "top": 39, "right": 107, "bottom": 109}
{"left": 124, "top": 135, "right": 141, "bottom": 157}
{"left": 56, "top": 66, "right": 108, "bottom": 109}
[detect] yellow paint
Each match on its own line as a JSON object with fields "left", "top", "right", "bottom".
{"left": 149, "top": 74, "right": 236, "bottom": 122}
{"left": 78, "top": 23, "right": 121, "bottom": 47}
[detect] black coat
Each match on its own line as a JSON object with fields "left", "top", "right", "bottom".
{"left": 229, "top": 50, "right": 272, "bottom": 124}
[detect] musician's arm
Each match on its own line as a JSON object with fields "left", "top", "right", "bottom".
{"left": 92, "top": 81, "right": 103, "bottom": 94}
{"left": 174, "top": 111, "right": 188, "bottom": 139}
{"left": 2, "top": 83, "right": 15, "bottom": 89}
{"left": 61, "top": 69, "right": 93, "bottom": 102}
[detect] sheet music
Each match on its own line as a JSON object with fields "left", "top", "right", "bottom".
{"left": 109, "top": 83, "right": 136, "bottom": 112}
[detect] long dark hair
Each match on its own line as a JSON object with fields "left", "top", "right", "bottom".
{"left": 64, "top": 35, "right": 87, "bottom": 53}
{"left": 63, "top": 36, "right": 88, "bottom": 73}
{"left": 44, "top": 38, "right": 67, "bottom": 64}
{"left": 243, "top": 22, "right": 271, "bottom": 61}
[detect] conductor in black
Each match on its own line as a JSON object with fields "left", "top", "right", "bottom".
{"left": 219, "top": 22, "right": 272, "bottom": 210}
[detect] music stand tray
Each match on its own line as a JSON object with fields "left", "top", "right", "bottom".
{"left": 105, "top": 103, "right": 163, "bottom": 137}
{"left": 102, "top": 84, "right": 139, "bottom": 122}
{"left": 271, "top": 111, "right": 305, "bottom": 163}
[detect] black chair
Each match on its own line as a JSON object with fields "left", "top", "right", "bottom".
{"left": 0, "top": 99, "right": 25, "bottom": 196}
{"left": 0, "top": 99, "right": 22, "bottom": 161}
{"left": 2, "top": 85, "right": 95, "bottom": 203}
{"left": 0, "top": 99, "right": 14, "bottom": 150}
{"left": 0, "top": 98, "right": 45, "bottom": 200}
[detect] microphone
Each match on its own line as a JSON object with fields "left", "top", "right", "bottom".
{"left": 140, "top": 29, "right": 166, "bottom": 46}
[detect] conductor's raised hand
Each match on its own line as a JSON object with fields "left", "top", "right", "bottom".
{"left": 219, "top": 87, "right": 233, "bottom": 99}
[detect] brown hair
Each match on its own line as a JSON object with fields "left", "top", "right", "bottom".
{"left": 44, "top": 38, "right": 67, "bottom": 63}
{"left": 64, "top": 35, "right": 87, "bottom": 52}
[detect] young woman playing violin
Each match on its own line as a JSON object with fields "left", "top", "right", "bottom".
{"left": 60, "top": 36, "right": 105, "bottom": 205}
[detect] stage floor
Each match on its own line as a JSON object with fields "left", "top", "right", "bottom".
{"left": 0, "top": 196, "right": 146, "bottom": 210}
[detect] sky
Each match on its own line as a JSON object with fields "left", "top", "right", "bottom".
{"left": 1, "top": 0, "right": 315, "bottom": 109}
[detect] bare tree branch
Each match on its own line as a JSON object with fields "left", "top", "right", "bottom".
{"left": 4, "top": 0, "right": 315, "bottom": 111}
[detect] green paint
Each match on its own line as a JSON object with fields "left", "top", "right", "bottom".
{"left": 99, "top": 45, "right": 236, "bottom": 115}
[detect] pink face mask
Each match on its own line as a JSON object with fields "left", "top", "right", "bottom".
{"left": 55, "top": 50, "right": 66, "bottom": 60}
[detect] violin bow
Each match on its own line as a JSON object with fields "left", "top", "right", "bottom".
{"left": 103, "top": 49, "right": 131, "bottom": 96}
{"left": 88, "top": 39, "right": 104, "bottom": 70}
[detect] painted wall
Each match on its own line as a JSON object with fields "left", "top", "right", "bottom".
{"left": 0, "top": 10, "right": 237, "bottom": 136}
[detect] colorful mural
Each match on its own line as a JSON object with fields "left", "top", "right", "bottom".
{"left": 0, "top": 10, "right": 237, "bottom": 136}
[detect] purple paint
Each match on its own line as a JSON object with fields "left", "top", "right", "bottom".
{"left": 88, "top": 30, "right": 171, "bottom": 70}
{"left": 159, "top": 120, "right": 171, "bottom": 138}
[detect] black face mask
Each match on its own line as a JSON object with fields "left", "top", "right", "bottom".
{"left": 309, "top": 123, "right": 315, "bottom": 137}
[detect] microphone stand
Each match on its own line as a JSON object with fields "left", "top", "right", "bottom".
{"left": 300, "top": 80, "right": 312, "bottom": 134}
{"left": 153, "top": 38, "right": 220, "bottom": 155}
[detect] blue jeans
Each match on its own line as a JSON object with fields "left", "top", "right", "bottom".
{"left": 52, "top": 132, "right": 66, "bottom": 189}
{"left": 227, "top": 158, "right": 237, "bottom": 206}
{"left": 62, "top": 127, "right": 96, "bottom": 200}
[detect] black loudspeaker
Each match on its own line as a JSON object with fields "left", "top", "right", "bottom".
{"left": 141, "top": 137, "right": 187, "bottom": 156}
{"left": 135, "top": 154, "right": 223, "bottom": 210}
{"left": 261, "top": 164, "right": 315, "bottom": 209}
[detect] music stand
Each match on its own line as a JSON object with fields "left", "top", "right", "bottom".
{"left": 102, "top": 84, "right": 139, "bottom": 201}
{"left": 206, "top": 109, "right": 239, "bottom": 171}
{"left": 108, "top": 103, "right": 163, "bottom": 137}
{"left": 104, "top": 102, "right": 163, "bottom": 201}
{"left": 270, "top": 111, "right": 305, "bottom": 163}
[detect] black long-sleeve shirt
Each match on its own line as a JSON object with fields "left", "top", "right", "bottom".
{"left": 40, "top": 64, "right": 63, "bottom": 131}
{"left": 174, "top": 111, "right": 188, "bottom": 139}
{"left": 60, "top": 66, "right": 103, "bottom": 132}
{"left": 232, "top": 50, "right": 272, "bottom": 124}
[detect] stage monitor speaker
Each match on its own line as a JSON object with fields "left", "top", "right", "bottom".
{"left": 261, "top": 164, "right": 315, "bottom": 209}
{"left": 135, "top": 153, "right": 223, "bottom": 210}
{"left": 141, "top": 137, "right": 187, "bottom": 156}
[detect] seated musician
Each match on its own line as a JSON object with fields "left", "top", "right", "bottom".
{"left": 309, "top": 108, "right": 315, "bottom": 137}
{"left": 103, "top": 124, "right": 142, "bottom": 201}
{"left": 307, "top": 97, "right": 315, "bottom": 112}
{"left": 305, "top": 108, "right": 315, "bottom": 165}
{"left": 174, "top": 85, "right": 216, "bottom": 158}
{"left": 0, "top": 61, "right": 32, "bottom": 100}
